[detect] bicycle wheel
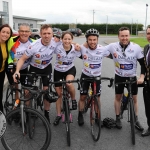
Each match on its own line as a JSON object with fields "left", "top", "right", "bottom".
{"left": 4, "top": 86, "right": 21, "bottom": 114}
{"left": 90, "top": 96, "right": 101, "bottom": 142}
{"left": 129, "top": 97, "right": 135, "bottom": 145}
{"left": 1, "top": 107, "right": 51, "bottom": 150}
{"left": 64, "top": 99, "right": 71, "bottom": 146}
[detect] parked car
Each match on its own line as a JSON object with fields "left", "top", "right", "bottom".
{"left": 52, "top": 27, "right": 62, "bottom": 36}
{"left": 30, "top": 28, "right": 41, "bottom": 39}
{"left": 67, "top": 28, "right": 82, "bottom": 36}
{"left": 12, "top": 29, "right": 19, "bottom": 37}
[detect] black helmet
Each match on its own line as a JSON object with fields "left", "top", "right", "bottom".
{"left": 44, "top": 90, "right": 59, "bottom": 103}
{"left": 103, "top": 117, "right": 116, "bottom": 129}
{"left": 85, "top": 28, "right": 99, "bottom": 38}
{"left": 53, "top": 31, "right": 62, "bottom": 39}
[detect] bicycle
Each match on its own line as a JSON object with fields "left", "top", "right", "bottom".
{"left": 117, "top": 77, "right": 138, "bottom": 145}
{"left": 0, "top": 111, "right": 7, "bottom": 139}
{"left": 81, "top": 77, "right": 114, "bottom": 142}
{"left": 1, "top": 81, "right": 53, "bottom": 150}
{"left": 49, "top": 78, "right": 80, "bottom": 146}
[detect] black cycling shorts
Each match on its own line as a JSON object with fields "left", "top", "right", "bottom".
{"left": 80, "top": 73, "right": 101, "bottom": 96}
{"left": 7, "top": 67, "right": 28, "bottom": 86}
{"left": 115, "top": 74, "right": 138, "bottom": 95}
{"left": 28, "top": 64, "right": 52, "bottom": 86}
{"left": 54, "top": 66, "right": 76, "bottom": 87}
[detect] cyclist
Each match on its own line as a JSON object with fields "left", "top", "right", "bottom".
{"left": 106, "top": 27, "right": 145, "bottom": 131}
{"left": 78, "top": 28, "right": 110, "bottom": 126}
{"left": 0, "top": 24, "right": 12, "bottom": 112}
{"left": 7, "top": 23, "right": 34, "bottom": 101}
{"left": 53, "top": 31, "right": 81, "bottom": 125}
{"left": 53, "top": 31, "right": 61, "bottom": 42}
{"left": 13, "top": 24, "right": 59, "bottom": 123}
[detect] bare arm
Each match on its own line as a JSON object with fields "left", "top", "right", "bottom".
{"left": 13, "top": 54, "right": 29, "bottom": 82}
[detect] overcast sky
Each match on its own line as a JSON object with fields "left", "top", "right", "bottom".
{"left": 12, "top": 0, "right": 150, "bottom": 28}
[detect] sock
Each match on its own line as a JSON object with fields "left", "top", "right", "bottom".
{"left": 79, "top": 111, "right": 82, "bottom": 116}
{"left": 116, "top": 115, "right": 120, "bottom": 119}
{"left": 44, "top": 110, "right": 49, "bottom": 118}
{"left": 57, "top": 114, "right": 61, "bottom": 117}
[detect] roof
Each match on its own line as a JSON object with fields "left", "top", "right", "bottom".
{"left": 0, "top": 11, "right": 7, "bottom": 16}
{"left": 13, "top": 15, "right": 46, "bottom": 22}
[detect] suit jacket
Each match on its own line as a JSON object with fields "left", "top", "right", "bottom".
{"left": 143, "top": 44, "right": 150, "bottom": 86}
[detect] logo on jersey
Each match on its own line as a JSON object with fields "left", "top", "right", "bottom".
{"left": 120, "top": 64, "right": 133, "bottom": 70}
{"left": 84, "top": 62, "right": 89, "bottom": 67}
{"left": 58, "top": 61, "right": 62, "bottom": 65}
{"left": 14, "top": 58, "right": 17, "bottom": 63}
{"left": 116, "top": 69, "right": 122, "bottom": 75}
{"left": 17, "top": 52, "right": 24, "bottom": 55}
{"left": 41, "top": 58, "right": 52, "bottom": 65}
{"left": 93, "top": 71, "right": 100, "bottom": 74}
{"left": 29, "top": 46, "right": 32, "bottom": 49}
{"left": 35, "top": 59, "right": 41, "bottom": 64}
{"left": 71, "top": 51, "right": 76, "bottom": 54}
{"left": 35, "top": 54, "right": 40, "bottom": 58}
{"left": 96, "top": 51, "right": 102, "bottom": 54}
{"left": 88, "top": 56, "right": 102, "bottom": 61}
{"left": 41, "top": 53, "right": 52, "bottom": 59}
{"left": 115, "top": 62, "right": 120, "bottom": 68}
{"left": 127, "top": 49, "right": 134, "bottom": 53}
{"left": 89, "top": 64, "right": 100, "bottom": 69}
{"left": 62, "top": 62, "right": 72, "bottom": 65}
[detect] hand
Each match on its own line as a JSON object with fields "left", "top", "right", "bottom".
{"left": 13, "top": 72, "right": 20, "bottom": 83}
{"left": 137, "top": 77, "right": 144, "bottom": 84}
{"left": 75, "top": 44, "right": 81, "bottom": 51}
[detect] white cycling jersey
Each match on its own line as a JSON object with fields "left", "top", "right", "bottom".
{"left": 14, "top": 40, "right": 31, "bottom": 70}
{"left": 106, "top": 42, "right": 144, "bottom": 77}
{"left": 81, "top": 44, "right": 110, "bottom": 77}
{"left": 25, "top": 38, "right": 58, "bottom": 69}
{"left": 54, "top": 44, "right": 81, "bottom": 72}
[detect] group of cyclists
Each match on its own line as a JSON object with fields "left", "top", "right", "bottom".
{"left": 0, "top": 23, "right": 149, "bottom": 137}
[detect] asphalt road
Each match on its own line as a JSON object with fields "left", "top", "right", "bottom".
{"left": 0, "top": 36, "right": 149, "bottom": 150}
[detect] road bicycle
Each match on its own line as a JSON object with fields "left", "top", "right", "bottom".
{"left": 49, "top": 78, "right": 80, "bottom": 146}
{"left": 1, "top": 78, "right": 53, "bottom": 150}
{"left": 117, "top": 77, "right": 139, "bottom": 145}
{"left": 81, "top": 76, "right": 114, "bottom": 142}
{"left": 0, "top": 111, "right": 7, "bottom": 139}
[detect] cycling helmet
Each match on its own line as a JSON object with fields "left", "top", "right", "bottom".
{"left": 103, "top": 117, "right": 116, "bottom": 129}
{"left": 53, "top": 31, "right": 62, "bottom": 39}
{"left": 44, "top": 90, "right": 59, "bottom": 103}
{"left": 85, "top": 28, "right": 99, "bottom": 38}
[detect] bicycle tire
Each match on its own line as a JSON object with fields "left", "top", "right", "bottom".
{"left": 64, "top": 98, "right": 71, "bottom": 146}
{"left": 1, "top": 107, "right": 51, "bottom": 150}
{"left": 4, "top": 86, "right": 21, "bottom": 114}
{"left": 90, "top": 96, "right": 101, "bottom": 142}
{"left": 38, "top": 78, "right": 44, "bottom": 111}
{"left": 129, "top": 97, "right": 135, "bottom": 145}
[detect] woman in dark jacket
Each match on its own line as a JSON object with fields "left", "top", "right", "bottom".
{"left": 0, "top": 24, "right": 12, "bottom": 112}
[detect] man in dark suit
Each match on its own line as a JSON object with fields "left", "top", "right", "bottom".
{"left": 142, "top": 25, "right": 150, "bottom": 136}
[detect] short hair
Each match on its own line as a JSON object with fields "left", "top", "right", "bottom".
{"left": 61, "top": 31, "right": 73, "bottom": 39}
{"left": 19, "top": 23, "right": 30, "bottom": 30}
{"left": 146, "top": 25, "right": 150, "bottom": 33}
{"left": 118, "top": 27, "right": 130, "bottom": 35}
{"left": 40, "top": 24, "right": 52, "bottom": 33}
{"left": 0, "top": 24, "right": 12, "bottom": 41}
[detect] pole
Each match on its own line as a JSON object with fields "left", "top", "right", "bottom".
{"left": 136, "top": 20, "right": 138, "bottom": 36}
{"left": 93, "top": 10, "right": 95, "bottom": 24}
{"left": 106, "top": 15, "right": 108, "bottom": 36}
{"left": 145, "top": 4, "right": 148, "bottom": 31}
{"left": 131, "top": 19, "right": 133, "bottom": 35}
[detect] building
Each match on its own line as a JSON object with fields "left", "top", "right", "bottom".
{"left": 0, "top": 0, "right": 13, "bottom": 27}
{"left": 13, "top": 15, "right": 46, "bottom": 30}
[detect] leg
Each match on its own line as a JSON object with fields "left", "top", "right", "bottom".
{"left": 53, "top": 86, "right": 62, "bottom": 125}
{"left": 142, "top": 86, "right": 150, "bottom": 136}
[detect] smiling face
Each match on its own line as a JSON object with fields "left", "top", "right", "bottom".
{"left": 118, "top": 30, "right": 130, "bottom": 46}
{"left": 40, "top": 27, "right": 53, "bottom": 45}
{"left": 87, "top": 35, "right": 98, "bottom": 49}
{"left": 0, "top": 27, "right": 11, "bottom": 43}
{"left": 18, "top": 25, "right": 31, "bottom": 43}
{"left": 62, "top": 33, "right": 73, "bottom": 49}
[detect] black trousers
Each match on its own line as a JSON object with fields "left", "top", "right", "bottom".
{"left": 143, "top": 84, "right": 150, "bottom": 127}
{"left": 0, "top": 70, "right": 5, "bottom": 112}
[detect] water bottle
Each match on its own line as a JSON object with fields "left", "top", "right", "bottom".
{"left": 88, "top": 86, "right": 92, "bottom": 96}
